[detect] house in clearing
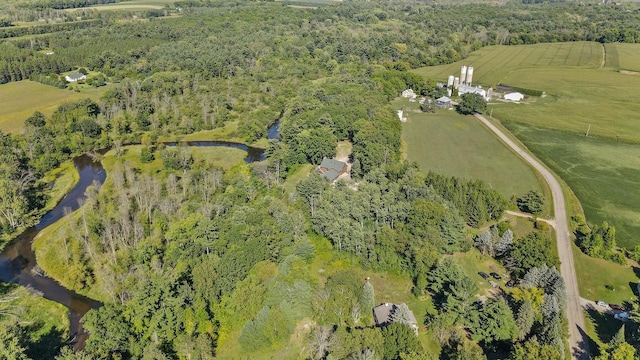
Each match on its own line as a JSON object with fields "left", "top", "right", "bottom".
{"left": 372, "top": 303, "right": 418, "bottom": 333}
{"left": 318, "top": 158, "right": 348, "bottom": 182}
{"left": 435, "top": 96, "right": 452, "bottom": 109}
{"left": 65, "top": 73, "right": 86, "bottom": 82}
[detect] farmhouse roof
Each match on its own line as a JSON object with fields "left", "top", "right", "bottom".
{"left": 372, "top": 303, "right": 418, "bottom": 327}
{"left": 319, "top": 158, "right": 346, "bottom": 173}
{"left": 66, "top": 73, "right": 85, "bottom": 81}
{"left": 436, "top": 96, "right": 451, "bottom": 103}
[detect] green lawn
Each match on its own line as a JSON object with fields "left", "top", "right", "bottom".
{"left": 0, "top": 80, "right": 109, "bottom": 133}
{"left": 505, "top": 122, "right": 640, "bottom": 249}
{"left": 400, "top": 104, "right": 543, "bottom": 200}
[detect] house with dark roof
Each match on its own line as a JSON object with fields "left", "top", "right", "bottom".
{"left": 372, "top": 303, "right": 418, "bottom": 333}
{"left": 65, "top": 73, "right": 86, "bottom": 82}
{"left": 318, "top": 158, "right": 347, "bottom": 182}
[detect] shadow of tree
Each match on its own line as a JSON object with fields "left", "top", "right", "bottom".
{"left": 21, "top": 321, "right": 66, "bottom": 360}
{"left": 585, "top": 307, "right": 621, "bottom": 356}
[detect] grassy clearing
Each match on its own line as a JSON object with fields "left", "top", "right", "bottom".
{"left": 399, "top": 101, "right": 544, "bottom": 200}
{"left": 283, "top": 164, "right": 313, "bottom": 194}
{"left": 0, "top": 81, "right": 109, "bottom": 134}
{"left": 573, "top": 242, "right": 637, "bottom": 305}
{"left": 505, "top": 122, "right": 640, "bottom": 249}
{"left": 41, "top": 161, "right": 80, "bottom": 211}
{"left": 450, "top": 248, "right": 511, "bottom": 296}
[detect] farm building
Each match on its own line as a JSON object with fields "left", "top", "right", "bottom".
{"left": 504, "top": 92, "right": 525, "bottom": 102}
{"left": 318, "top": 158, "right": 347, "bottom": 182}
{"left": 435, "top": 96, "right": 452, "bottom": 108}
{"left": 65, "top": 73, "right": 86, "bottom": 82}
{"left": 458, "top": 84, "right": 487, "bottom": 100}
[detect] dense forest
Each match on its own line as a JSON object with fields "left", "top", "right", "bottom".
{"left": 1, "top": 0, "right": 640, "bottom": 359}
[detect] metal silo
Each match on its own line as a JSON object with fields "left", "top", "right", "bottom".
{"left": 453, "top": 77, "right": 460, "bottom": 89}
{"left": 447, "top": 75, "right": 454, "bottom": 87}
{"left": 466, "top": 66, "right": 474, "bottom": 85}
{"left": 460, "top": 66, "right": 467, "bottom": 86}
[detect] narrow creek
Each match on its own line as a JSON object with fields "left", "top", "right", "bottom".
{"left": 0, "top": 122, "right": 278, "bottom": 350}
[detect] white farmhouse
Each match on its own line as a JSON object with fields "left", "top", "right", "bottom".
{"left": 65, "top": 73, "right": 86, "bottom": 82}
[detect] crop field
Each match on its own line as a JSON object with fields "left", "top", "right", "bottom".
{"left": 606, "top": 43, "right": 640, "bottom": 72}
{"left": 67, "top": 0, "right": 175, "bottom": 11}
{"left": 506, "top": 122, "right": 640, "bottom": 249}
{"left": 0, "top": 81, "right": 108, "bottom": 133}
{"left": 400, "top": 104, "right": 544, "bottom": 201}
{"left": 415, "top": 42, "right": 603, "bottom": 87}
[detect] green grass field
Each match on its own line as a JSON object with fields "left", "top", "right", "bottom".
{"left": 606, "top": 43, "right": 640, "bottom": 72}
{"left": 505, "top": 122, "right": 640, "bottom": 249}
{"left": 414, "top": 42, "right": 640, "bottom": 143}
{"left": 415, "top": 42, "right": 603, "bottom": 87}
{"left": 0, "top": 81, "right": 109, "bottom": 134}
{"left": 400, "top": 104, "right": 544, "bottom": 200}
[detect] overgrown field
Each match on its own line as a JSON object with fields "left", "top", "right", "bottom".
{"left": 505, "top": 122, "right": 640, "bottom": 249}
{"left": 414, "top": 42, "right": 640, "bottom": 143}
{"left": 0, "top": 81, "right": 108, "bottom": 133}
{"left": 400, "top": 106, "right": 544, "bottom": 201}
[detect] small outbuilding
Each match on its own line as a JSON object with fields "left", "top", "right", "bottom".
{"left": 435, "top": 96, "right": 452, "bottom": 109}
{"left": 65, "top": 73, "right": 86, "bottom": 82}
{"left": 318, "top": 158, "right": 347, "bottom": 182}
{"left": 504, "top": 92, "right": 525, "bottom": 102}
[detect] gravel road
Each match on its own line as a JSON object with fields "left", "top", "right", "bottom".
{"left": 474, "top": 114, "right": 589, "bottom": 360}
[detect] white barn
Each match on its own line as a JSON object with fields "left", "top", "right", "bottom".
{"left": 458, "top": 85, "right": 487, "bottom": 100}
{"left": 504, "top": 92, "right": 525, "bottom": 102}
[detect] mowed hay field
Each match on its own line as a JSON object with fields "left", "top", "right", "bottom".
{"left": 414, "top": 42, "right": 640, "bottom": 143}
{"left": 506, "top": 122, "right": 640, "bottom": 249}
{"left": 401, "top": 107, "right": 544, "bottom": 200}
{"left": 0, "top": 81, "right": 107, "bottom": 133}
{"left": 415, "top": 42, "right": 603, "bottom": 87}
{"left": 66, "top": 0, "right": 175, "bottom": 11}
{"left": 606, "top": 43, "right": 640, "bottom": 72}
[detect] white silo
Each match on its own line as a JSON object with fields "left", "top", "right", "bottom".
{"left": 453, "top": 77, "right": 460, "bottom": 89}
{"left": 447, "top": 75, "right": 454, "bottom": 87}
{"left": 466, "top": 66, "right": 474, "bottom": 85}
{"left": 460, "top": 65, "right": 467, "bottom": 86}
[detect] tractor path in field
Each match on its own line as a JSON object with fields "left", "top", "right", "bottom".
{"left": 474, "top": 114, "right": 589, "bottom": 360}
{"left": 504, "top": 210, "right": 556, "bottom": 228}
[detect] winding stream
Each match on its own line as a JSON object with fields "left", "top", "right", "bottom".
{"left": 0, "top": 125, "right": 276, "bottom": 349}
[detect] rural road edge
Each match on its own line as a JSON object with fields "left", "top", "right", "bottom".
{"left": 474, "top": 114, "right": 589, "bottom": 360}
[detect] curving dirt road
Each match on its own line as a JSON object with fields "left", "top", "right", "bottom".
{"left": 474, "top": 114, "right": 589, "bottom": 360}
